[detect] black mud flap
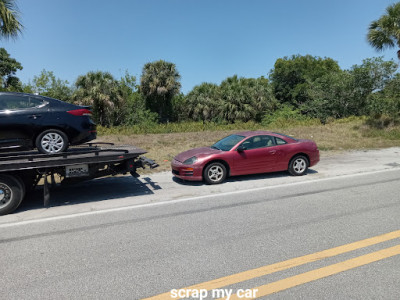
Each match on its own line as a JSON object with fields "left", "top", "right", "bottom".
{"left": 43, "top": 174, "right": 50, "bottom": 207}
{"left": 43, "top": 170, "right": 56, "bottom": 207}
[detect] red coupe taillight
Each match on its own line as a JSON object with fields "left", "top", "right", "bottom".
{"left": 67, "top": 109, "right": 92, "bottom": 116}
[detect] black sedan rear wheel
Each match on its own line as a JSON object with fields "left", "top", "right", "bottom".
{"left": 36, "top": 129, "right": 69, "bottom": 154}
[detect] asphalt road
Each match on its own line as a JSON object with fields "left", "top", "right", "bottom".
{"left": 1, "top": 148, "right": 400, "bottom": 299}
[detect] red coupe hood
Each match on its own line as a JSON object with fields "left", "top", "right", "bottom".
{"left": 174, "top": 147, "right": 220, "bottom": 162}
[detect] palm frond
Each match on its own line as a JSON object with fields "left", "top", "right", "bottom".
{"left": 0, "top": 0, "right": 23, "bottom": 39}
{"left": 367, "top": 2, "right": 400, "bottom": 54}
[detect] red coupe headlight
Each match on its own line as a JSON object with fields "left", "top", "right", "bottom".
{"left": 183, "top": 156, "right": 198, "bottom": 165}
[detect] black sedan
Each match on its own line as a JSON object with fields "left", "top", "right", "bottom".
{"left": 0, "top": 92, "right": 96, "bottom": 154}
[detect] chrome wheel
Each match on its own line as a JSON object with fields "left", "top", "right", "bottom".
{"left": 0, "top": 183, "right": 13, "bottom": 210}
{"left": 207, "top": 165, "right": 224, "bottom": 182}
{"left": 41, "top": 132, "right": 65, "bottom": 153}
{"left": 293, "top": 158, "right": 307, "bottom": 174}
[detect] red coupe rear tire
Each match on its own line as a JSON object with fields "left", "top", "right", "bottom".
{"left": 288, "top": 155, "right": 309, "bottom": 176}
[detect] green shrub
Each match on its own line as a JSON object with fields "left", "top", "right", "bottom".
{"left": 262, "top": 105, "right": 319, "bottom": 128}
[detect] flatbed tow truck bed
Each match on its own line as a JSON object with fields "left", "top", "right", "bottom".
{"left": 0, "top": 143, "right": 158, "bottom": 215}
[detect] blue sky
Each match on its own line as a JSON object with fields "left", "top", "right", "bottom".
{"left": 2, "top": 0, "right": 398, "bottom": 93}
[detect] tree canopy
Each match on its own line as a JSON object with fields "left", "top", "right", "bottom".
{"left": 186, "top": 82, "right": 221, "bottom": 123}
{"left": 140, "top": 60, "right": 181, "bottom": 122}
{"left": 73, "top": 71, "right": 126, "bottom": 127}
{"left": 303, "top": 57, "right": 398, "bottom": 122}
{"left": 0, "top": 47, "right": 22, "bottom": 91}
{"left": 29, "top": 69, "right": 73, "bottom": 101}
{"left": 219, "top": 75, "right": 276, "bottom": 123}
{"left": 269, "top": 55, "right": 341, "bottom": 108}
{"left": 3, "top": 53, "right": 397, "bottom": 127}
{"left": 185, "top": 76, "right": 276, "bottom": 123}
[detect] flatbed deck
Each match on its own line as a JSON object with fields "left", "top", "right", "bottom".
{"left": 0, "top": 144, "right": 147, "bottom": 172}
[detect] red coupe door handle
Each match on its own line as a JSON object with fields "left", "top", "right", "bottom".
{"left": 269, "top": 150, "right": 276, "bottom": 154}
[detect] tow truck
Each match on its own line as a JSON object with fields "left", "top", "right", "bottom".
{"left": 0, "top": 143, "right": 158, "bottom": 215}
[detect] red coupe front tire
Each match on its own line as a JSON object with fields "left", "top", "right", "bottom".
{"left": 203, "top": 162, "right": 227, "bottom": 184}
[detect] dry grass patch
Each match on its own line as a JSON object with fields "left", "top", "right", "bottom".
{"left": 98, "top": 118, "right": 400, "bottom": 173}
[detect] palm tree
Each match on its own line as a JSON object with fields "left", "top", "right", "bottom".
{"left": 219, "top": 75, "right": 276, "bottom": 123}
{"left": 186, "top": 83, "right": 221, "bottom": 123}
{"left": 368, "top": 2, "right": 400, "bottom": 59}
{"left": 0, "top": 0, "right": 23, "bottom": 39}
{"left": 140, "top": 60, "right": 181, "bottom": 122}
{"left": 73, "top": 71, "right": 125, "bottom": 126}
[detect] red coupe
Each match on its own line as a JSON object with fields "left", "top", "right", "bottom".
{"left": 171, "top": 131, "right": 319, "bottom": 184}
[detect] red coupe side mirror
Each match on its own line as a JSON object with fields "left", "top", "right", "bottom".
{"left": 237, "top": 145, "right": 246, "bottom": 152}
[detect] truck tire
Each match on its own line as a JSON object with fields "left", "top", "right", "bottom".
{"left": 13, "top": 174, "right": 26, "bottom": 202}
{"left": 36, "top": 129, "right": 69, "bottom": 154}
{"left": 0, "top": 175, "right": 25, "bottom": 216}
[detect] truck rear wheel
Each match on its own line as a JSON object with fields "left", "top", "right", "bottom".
{"left": 0, "top": 175, "right": 25, "bottom": 216}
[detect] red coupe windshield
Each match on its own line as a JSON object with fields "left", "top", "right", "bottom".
{"left": 211, "top": 134, "right": 245, "bottom": 151}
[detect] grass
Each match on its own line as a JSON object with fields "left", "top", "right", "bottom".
{"left": 96, "top": 117, "right": 400, "bottom": 173}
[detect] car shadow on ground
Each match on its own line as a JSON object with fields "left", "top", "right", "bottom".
{"left": 172, "top": 169, "right": 318, "bottom": 186}
{"left": 15, "top": 175, "right": 161, "bottom": 213}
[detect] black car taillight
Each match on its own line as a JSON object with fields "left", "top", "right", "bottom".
{"left": 67, "top": 109, "right": 92, "bottom": 116}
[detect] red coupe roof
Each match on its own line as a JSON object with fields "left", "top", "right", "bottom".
{"left": 235, "top": 130, "right": 275, "bottom": 137}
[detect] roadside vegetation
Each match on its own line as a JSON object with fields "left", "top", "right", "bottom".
{"left": 1, "top": 0, "right": 400, "bottom": 173}
{"left": 98, "top": 117, "right": 400, "bottom": 172}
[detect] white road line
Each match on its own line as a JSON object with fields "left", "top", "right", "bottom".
{"left": 0, "top": 167, "right": 399, "bottom": 228}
